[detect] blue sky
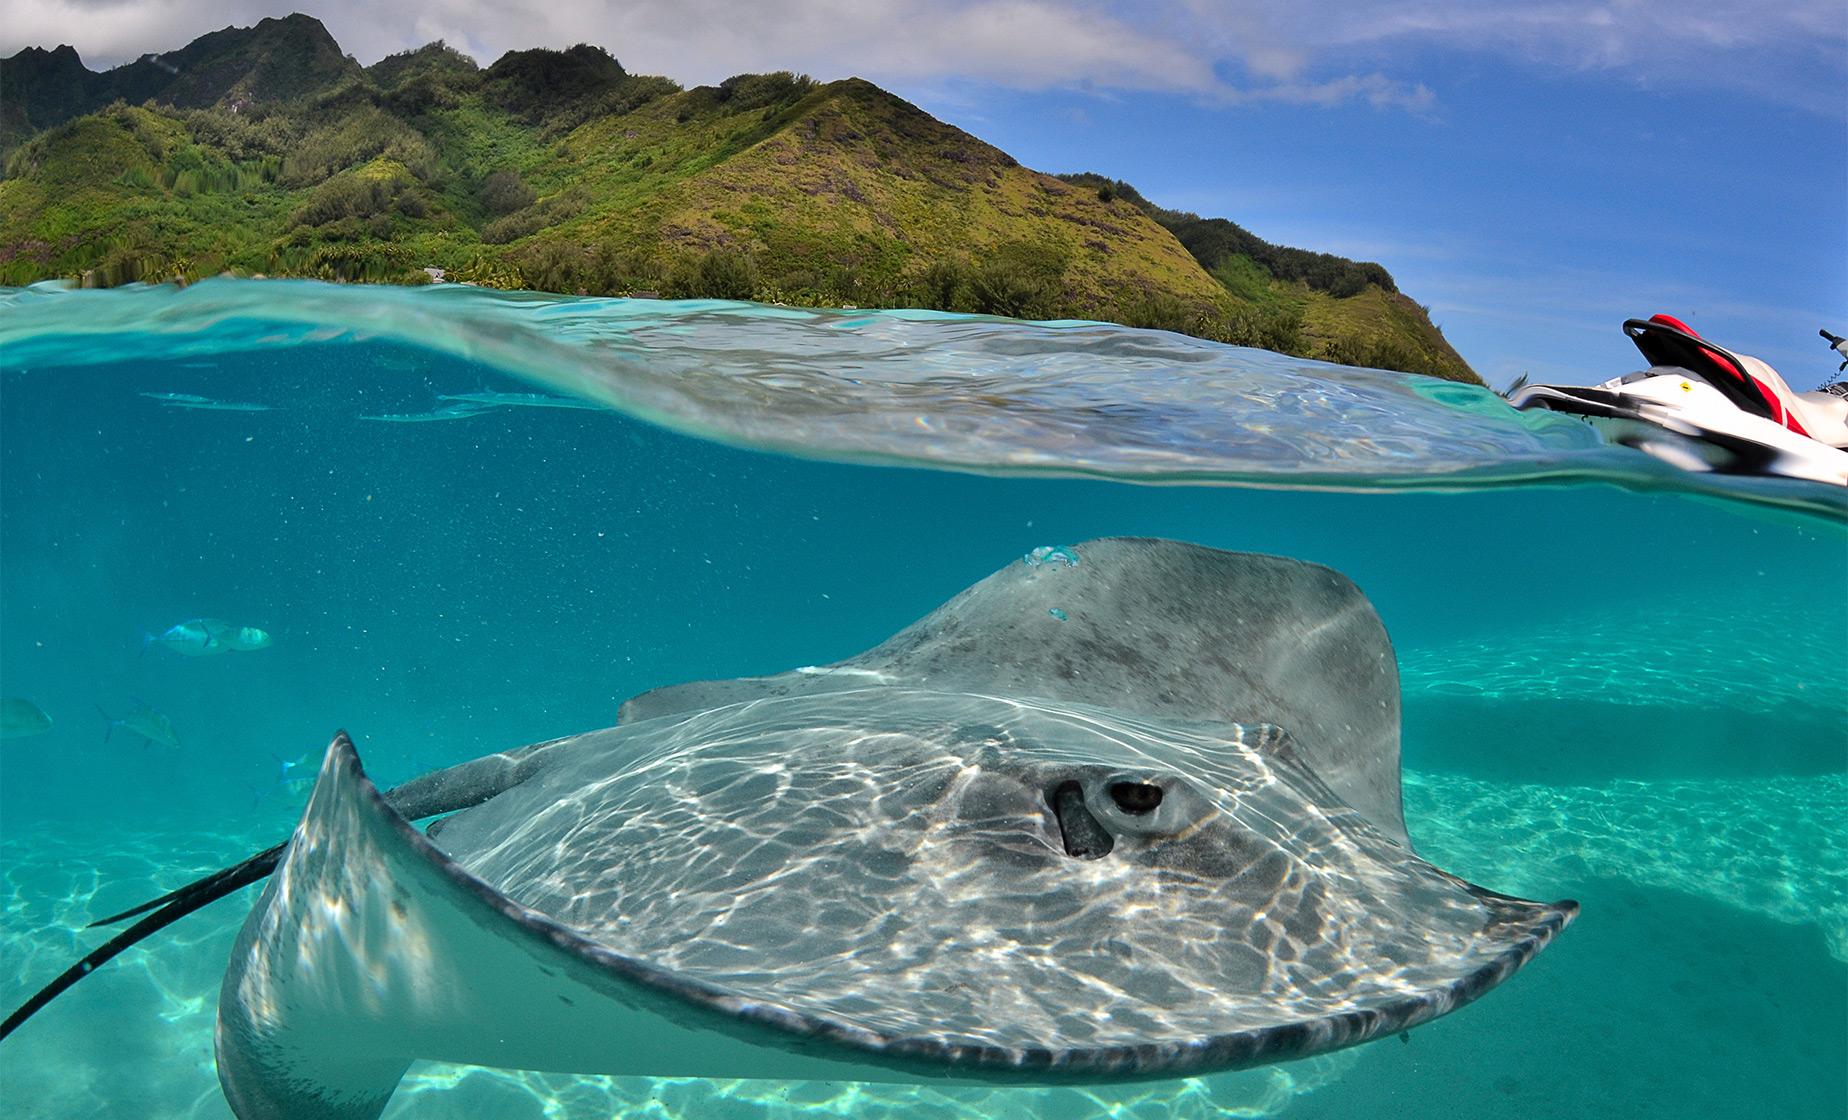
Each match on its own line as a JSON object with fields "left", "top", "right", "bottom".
{"left": 927, "top": 56, "right": 1847, "bottom": 389}
{"left": 6, "top": 1, "right": 1845, "bottom": 387}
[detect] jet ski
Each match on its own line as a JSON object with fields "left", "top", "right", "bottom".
{"left": 1510, "top": 314, "right": 1848, "bottom": 486}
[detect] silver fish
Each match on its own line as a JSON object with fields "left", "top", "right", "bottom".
{"left": 99, "top": 702, "right": 180, "bottom": 749}
{"left": 146, "top": 619, "right": 271, "bottom": 657}
{"left": 140, "top": 392, "right": 272, "bottom": 411}
{"left": 0, "top": 698, "right": 52, "bottom": 739}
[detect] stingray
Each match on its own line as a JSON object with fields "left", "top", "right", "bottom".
{"left": 1, "top": 538, "right": 1573, "bottom": 1120}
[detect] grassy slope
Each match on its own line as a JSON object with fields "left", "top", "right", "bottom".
{"left": 1300, "top": 287, "right": 1473, "bottom": 380}
{"left": 0, "top": 40, "right": 1478, "bottom": 382}
{"left": 507, "top": 79, "right": 1230, "bottom": 316}
{"left": 1064, "top": 172, "right": 1473, "bottom": 381}
{"left": 1205, "top": 248, "right": 1471, "bottom": 380}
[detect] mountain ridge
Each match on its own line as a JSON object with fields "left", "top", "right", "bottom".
{"left": 0, "top": 19, "right": 1475, "bottom": 382}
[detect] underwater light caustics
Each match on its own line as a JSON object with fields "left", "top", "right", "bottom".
{"left": 6, "top": 539, "right": 1575, "bottom": 1120}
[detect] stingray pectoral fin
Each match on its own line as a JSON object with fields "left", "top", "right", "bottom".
{"left": 379, "top": 732, "right": 580, "bottom": 821}
{"left": 216, "top": 732, "right": 946, "bottom": 1120}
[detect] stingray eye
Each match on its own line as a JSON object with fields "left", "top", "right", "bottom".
{"left": 1109, "top": 781, "right": 1163, "bottom": 815}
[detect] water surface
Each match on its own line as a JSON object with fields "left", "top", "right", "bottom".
{"left": 1, "top": 279, "right": 1842, "bottom": 1119}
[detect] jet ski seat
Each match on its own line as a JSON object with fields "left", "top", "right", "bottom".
{"left": 1627, "top": 315, "right": 1847, "bottom": 449}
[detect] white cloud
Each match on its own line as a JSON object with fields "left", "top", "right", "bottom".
{"left": 1288, "top": 0, "right": 1847, "bottom": 111}
{"left": 1, "top": 0, "right": 1841, "bottom": 114}
{"left": 1308, "top": 0, "right": 1845, "bottom": 61}
{"left": 0, "top": 0, "right": 225, "bottom": 66}
{"left": 1224, "top": 73, "right": 1437, "bottom": 113}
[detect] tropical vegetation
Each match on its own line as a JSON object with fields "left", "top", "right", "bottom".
{"left": 0, "top": 15, "right": 1476, "bottom": 381}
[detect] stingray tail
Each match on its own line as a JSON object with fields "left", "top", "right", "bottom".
{"left": 87, "top": 842, "right": 286, "bottom": 928}
{"left": 0, "top": 842, "right": 285, "bottom": 1043}
{"left": 1, "top": 730, "right": 560, "bottom": 1048}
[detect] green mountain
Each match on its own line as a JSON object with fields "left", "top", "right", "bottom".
{"left": 0, "top": 14, "right": 361, "bottom": 151}
{"left": 0, "top": 19, "right": 1476, "bottom": 382}
{"left": 1060, "top": 174, "right": 1471, "bottom": 379}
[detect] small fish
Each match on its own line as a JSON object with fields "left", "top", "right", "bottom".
{"left": 248, "top": 752, "right": 315, "bottom": 807}
{"left": 139, "top": 391, "right": 273, "bottom": 411}
{"left": 360, "top": 402, "right": 497, "bottom": 423}
{"left": 170, "top": 400, "right": 273, "bottom": 412}
{"left": 218, "top": 623, "right": 272, "bottom": 651}
{"left": 145, "top": 619, "right": 224, "bottom": 657}
{"left": 437, "top": 391, "right": 603, "bottom": 411}
{"left": 0, "top": 697, "right": 52, "bottom": 739}
{"left": 144, "top": 619, "right": 271, "bottom": 657}
{"left": 99, "top": 702, "right": 181, "bottom": 749}
{"left": 272, "top": 751, "right": 312, "bottom": 785}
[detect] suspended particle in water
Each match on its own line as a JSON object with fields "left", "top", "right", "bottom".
{"left": 1048, "top": 608, "right": 1068, "bottom": 621}
{"left": 1024, "top": 545, "right": 1080, "bottom": 568}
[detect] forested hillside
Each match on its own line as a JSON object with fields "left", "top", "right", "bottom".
{"left": 0, "top": 15, "right": 1475, "bottom": 381}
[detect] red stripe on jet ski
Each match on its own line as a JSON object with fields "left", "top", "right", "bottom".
{"left": 1782, "top": 402, "right": 1810, "bottom": 437}
{"left": 1749, "top": 377, "right": 1784, "bottom": 422}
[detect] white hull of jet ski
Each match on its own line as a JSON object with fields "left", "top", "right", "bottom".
{"left": 1511, "top": 315, "right": 1848, "bottom": 487}
{"left": 1513, "top": 373, "right": 1848, "bottom": 486}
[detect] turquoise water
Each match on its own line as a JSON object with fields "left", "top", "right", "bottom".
{"left": 0, "top": 279, "right": 1842, "bottom": 1118}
